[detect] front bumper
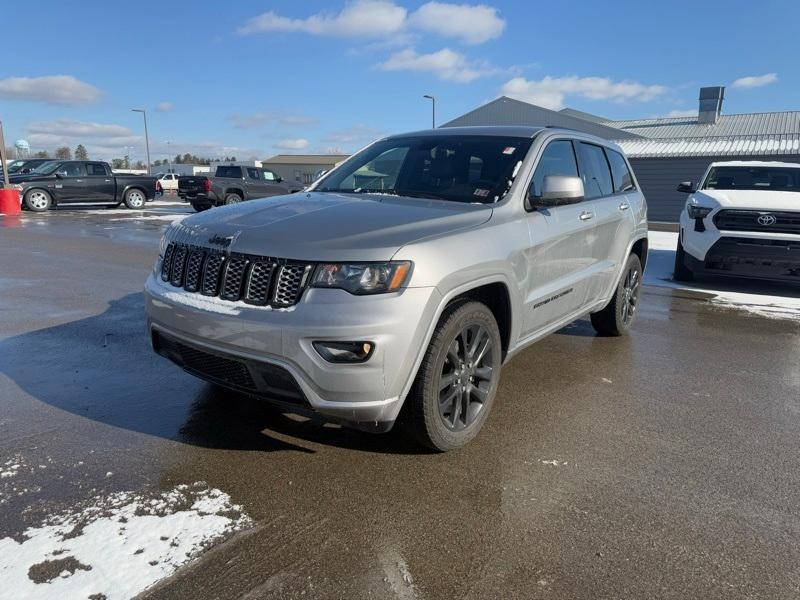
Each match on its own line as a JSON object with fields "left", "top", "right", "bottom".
{"left": 144, "top": 273, "right": 441, "bottom": 426}
{"left": 683, "top": 236, "right": 800, "bottom": 283}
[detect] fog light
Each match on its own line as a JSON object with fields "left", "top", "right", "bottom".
{"left": 313, "top": 341, "right": 374, "bottom": 363}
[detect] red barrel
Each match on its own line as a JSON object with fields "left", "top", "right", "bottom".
{"left": 0, "top": 188, "right": 21, "bottom": 215}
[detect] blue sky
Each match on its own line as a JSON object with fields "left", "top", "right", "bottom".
{"left": 1, "top": 0, "right": 798, "bottom": 162}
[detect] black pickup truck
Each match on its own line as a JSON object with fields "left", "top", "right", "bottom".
{"left": 10, "top": 160, "right": 159, "bottom": 212}
{"left": 178, "top": 164, "right": 302, "bottom": 212}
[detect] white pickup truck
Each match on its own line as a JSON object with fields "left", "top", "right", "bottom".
{"left": 675, "top": 161, "right": 800, "bottom": 283}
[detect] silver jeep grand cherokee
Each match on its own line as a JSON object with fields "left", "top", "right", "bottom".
{"left": 145, "top": 126, "right": 648, "bottom": 451}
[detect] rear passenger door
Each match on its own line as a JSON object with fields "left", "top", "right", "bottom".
{"left": 523, "top": 139, "right": 596, "bottom": 336}
{"left": 85, "top": 162, "right": 115, "bottom": 203}
{"left": 574, "top": 142, "right": 635, "bottom": 301}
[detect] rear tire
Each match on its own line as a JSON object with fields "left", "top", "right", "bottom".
{"left": 191, "top": 201, "right": 211, "bottom": 212}
{"left": 23, "top": 189, "right": 52, "bottom": 212}
{"left": 590, "top": 253, "right": 642, "bottom": 337}
{"left": 673, "top": 237, "right": 694, "bottom": 281}
{"left": 224, "top": 193, "right": 243, "bottom": 205}
{"left": 123, "top": 188, "right": 146, "bottom": 209}
{"left": 400, "top": 301, "right": 502, "bottom": 452}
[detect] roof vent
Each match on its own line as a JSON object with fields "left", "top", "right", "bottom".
{"left": 698, "top": 86, "right": 724, "bottom": 124}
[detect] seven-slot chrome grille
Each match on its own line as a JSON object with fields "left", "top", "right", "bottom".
{"left": 160, "top": 242, "right": 312, "bottom": 308}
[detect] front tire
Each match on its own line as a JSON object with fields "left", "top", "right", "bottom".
{"left": 401, "top": 301, "right": 502, "bottom": 452}
{"left": 23, "top": 189, "right": 52, "bottom": 212}
{"left": 123, "top": 188, "right": 146, "bottom": 209}
{"left": 590, "top": 253, "right": 642, "bottom": 337}
{"left": 673, "top": 237, "right": 694, "bottom": 281}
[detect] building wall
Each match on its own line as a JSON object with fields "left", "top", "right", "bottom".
{"left": 262, "top": 162, "right": 339, "bottom": 185}
{"left": 629, "top": 154, "right": 800, "bottom": 222}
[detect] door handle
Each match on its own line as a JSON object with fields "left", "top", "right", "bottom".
{"left": 579, "top": 211, "right": 594, "bottom": 221}
{"left": 75, "top": 179, "right": 83, "bottom": 183}
{"left": 105, "top": 179, "right": 112, "bottom": 183}
{"left": 619, "top": 202, "right": 630, "bottom": 211}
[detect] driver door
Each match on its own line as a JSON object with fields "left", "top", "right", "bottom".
{"left": 522, "top": 139, "right": 596, "bottom": 337}
{"left": 54, "top": 162, "right": 88, "bottom": 202}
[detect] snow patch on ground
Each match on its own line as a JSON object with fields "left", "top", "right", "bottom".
{"left": 646, "top": 231, "right": 800, "bottom": 320}
{"left": 108, "top": 214, "right": 189, "bottom": 223}
{"left": 539, "top": 460, "right": 568, "bottom": 467}
{"left": 0, "top": 483, "right": 251, "bottom": 600}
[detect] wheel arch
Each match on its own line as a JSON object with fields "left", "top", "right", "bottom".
{"left": 23, "top": 187, "right": 55, "bottom": 208}
{"left": 224, "top": 187, "right": 245, "bottom": 199}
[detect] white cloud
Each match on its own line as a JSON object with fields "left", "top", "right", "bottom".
{"left": 665, "top": 109, "right": 697, "bottom": 118}
{"left": 732, "top": 73, "right": 778, "bottom": 89}
{"left": 28, "top": 119, "right": 134, "bottom": 138}
{"left": 379, "top": 47, "right": 499, "bottom": 82}
{"left": 238, "top": 0, "right": 406, "bottom": 38}
{"left": 155, "top": 102, "right": 174, "bottom": 112}
{"left": 325, "top": 124, "right": 383, "bottom": 143}
{"left": 274, "top": 138, "right": 310, "bottom": 150}
{"left": 0, "top": 75, "right": 101, "bottom": 105}
{"left": 229, "top": 111, "right": 317, "bottom": 129}
{"left": 500, "top": 76, "right": 667, "bottom": 110}
{"left": 408, "top": 2, "right": 504, "bottom": 44}
{"left": 238, "top": 1, "right": 505, "bottom": 45}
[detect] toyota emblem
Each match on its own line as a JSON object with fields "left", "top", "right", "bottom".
{"left": 757, "top": 214, "right": 777, "bottom": 226}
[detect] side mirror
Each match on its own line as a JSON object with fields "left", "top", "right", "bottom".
{"left": 275, "top": 176, "right": 282, "bottom": 183}
{"left": 530, "top": 175, "right": 584, "bottom": 208}
{"left": 676, "top": 181, "right": 694, "bottom": 193}
{"left": 55, "top": 172, "right": 65, "bottom": 179}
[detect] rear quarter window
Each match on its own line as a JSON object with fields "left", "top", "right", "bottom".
{"left": 216, "top": 166, "right": 242, "bottom": 178}
{"left": 605, "top": 149, "right": 635, "bottom": 193}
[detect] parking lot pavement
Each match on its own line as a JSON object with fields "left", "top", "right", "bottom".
{"left": 1, "top": 210, "right": 800, "bottom": 599}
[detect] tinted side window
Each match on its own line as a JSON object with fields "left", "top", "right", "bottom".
{"left": 61, "top": 163, "right": 86, "bottom": 177}
{"left": 530, "top": 140, "right": 579, "bottom": 198}
{"left": 247, "top": 167, "right": 260, "bottom": 180}
{"left": 86, "top": 163, "right": 108, "bottom": 176}
{"left": 216, "top": 166, "right": 242, "bottom": 178}
{"left": 605, "top": 149, "right": 635, "bottom": 193}
{"left": 576, "top": 142, "right": 613, "bottom": 200}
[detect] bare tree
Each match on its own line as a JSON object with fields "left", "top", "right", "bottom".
{"left": 55, "top": 146, "right": 72, "bottom": 160}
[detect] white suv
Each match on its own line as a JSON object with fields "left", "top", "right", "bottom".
{"left": 675, "top": 161, "right": 800, "bottom": 283}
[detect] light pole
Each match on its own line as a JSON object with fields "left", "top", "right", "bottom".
{"left": 166, "top": 141, "right": 172, "bottom": 173}
{"left": 131, "top": 108, "right": 151, "bottom": 174}
{"left": 423, "top": 94, "right": 436, "bottom": 128}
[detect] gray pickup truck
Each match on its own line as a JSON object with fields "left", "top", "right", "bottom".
{"left": 147, "top": 126, "right": 648, "bottom": 451}
{"left": 178, "top": 164, "right": 302, "bottom": 212}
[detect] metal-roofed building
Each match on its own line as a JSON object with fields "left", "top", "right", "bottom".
{"left": 442, "top": 96, "right": 642, "bottom": 141}
{"left": 606, "top": 92, "right": 800, "bottom": 221}
{"left": 262, "top": 154, "right": 349, "bottom": 185}
{"left": 444, "top": 87, "right": 800, "bottom": 222}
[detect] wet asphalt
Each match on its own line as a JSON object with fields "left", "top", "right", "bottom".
{"left": 1, "top": 204, "right": 800, "bottom": 599}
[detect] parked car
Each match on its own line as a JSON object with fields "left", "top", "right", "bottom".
{"left": 1, "top": 158, "right": 53, "bottom": 177}
{"left": 10, "top": 160, "right": 159, "bottom": 211}
{"left": 178, "top": 164, "right": 302, "bottom": 212}
{"left": 145, "top": 126, "right": 648, "bottom": 451}
{"left": 156, "top": 173, "right": 179, "bottom": 192}
{"left": 675, "top": 161, "right": 800, "bottom": 283}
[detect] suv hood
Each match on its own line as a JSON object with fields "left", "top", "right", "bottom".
{"left": 694, "top": 189, "right": 800, "bottom": 212}
{"left": 168, "top": 191, "right": 493, "bottom": 261}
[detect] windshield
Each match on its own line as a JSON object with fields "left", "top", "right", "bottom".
{"left": 5, "top": 160, "right": 24, "bottom": 173}
{"left": 315, "top": 135, "right": 534, "bottom": 203}
{"left": 704, "top": 166, "right": 800, "bottom": 192}
{"left": 30, "top": 161, "right": 64, "bottom": 175}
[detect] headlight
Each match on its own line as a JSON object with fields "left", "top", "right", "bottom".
{"left": 687, "top": 203, "right": 713, "bottom": 220}
{"left": 311, "top": 261, "right": 411, "bottom": 295}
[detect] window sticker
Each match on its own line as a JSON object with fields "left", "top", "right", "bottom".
{"left": 502, "top": 147, "right": 516, "bottom": 155}
{"left": 474, "top": 188, "right": 490, "bottom": 197}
